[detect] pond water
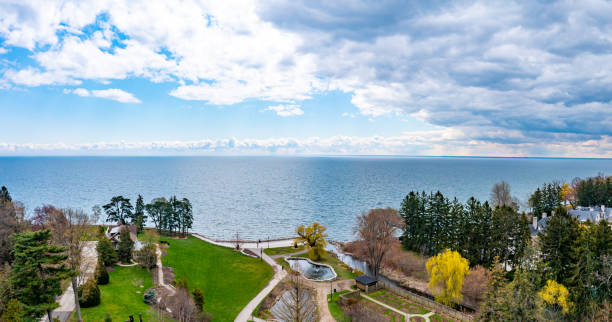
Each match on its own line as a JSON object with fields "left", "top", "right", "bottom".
{"left": 285, "top": 257, "right": 337, "bottom": 281}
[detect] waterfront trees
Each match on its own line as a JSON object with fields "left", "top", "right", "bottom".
{"left": 354, "top": 208, "right": 403, "bottom": 278}
{"left": 133, "top": 194, "right": 147, "bottom": 233}
{"left": 145, "top": 196, "right": 193, "bottom": 235}
{"left": 295, "top": 222, "right": 328, "bottom": 261}
{"left": 103, "top": 196, "right": 134, "bottom": 224}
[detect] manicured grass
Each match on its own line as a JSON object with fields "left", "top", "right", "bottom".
{"left": 263, "top": 245, "right": 305, "bottom": 256}
{"left": 161, "top": 236, "right": 274, "bottom": 321}
{"left": 328, "top": 290, "right": 351, "bottom": 322}
{"left": 75, "top": 266, "right": 160, "bottom": 321}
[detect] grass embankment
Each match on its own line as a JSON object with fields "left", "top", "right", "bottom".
{"left": 161, "top": 236, "right": 274, "bottom": 321}
{"left": 328, "top": 289, "right": 351, "bottom": 321}
{"left": 75, "top": 266, "right": 159, "bottom": 321}
{"left": 263, "top": 244, "right": 305, "bottom": 256}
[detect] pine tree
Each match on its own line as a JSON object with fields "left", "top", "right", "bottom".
{"left": 10, "top": 230, "right": 74, "bottom": 321}
{"left": 103, "top": 196, "right": 134, "bottom": 225}
{"left": 192, "top": 286, "right": 205, "bottom": 311}
{"left": 133, "top": 195, "right": 147, "bottom": 233}
{"left": 96, "top": 238, "right": 117, "bottom": 266}
{"left": 95, "top": 259, "right": 109, "bottom": 285}
{"left": 117, "top": 227, "right": 134, "bottom": 263}
{"left": 538, "top": 206, "right": 580, "bottom": 285}
{"left": 477, "top": 257, "right": 508, "bottom": 321}
{"left": 1, "top": 298, "right": 23, "bottom": 322}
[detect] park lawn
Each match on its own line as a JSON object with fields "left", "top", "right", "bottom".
{"left": 263, "top": 245, "right": 305, "bottom": 256}
{"left": 161, "top": 236, "right": 274, "bottom": 321}
{"left": 328, "top": 290, "right": 351, "bottom": 322}
{"left": 75, "top": 266, "right": 160, "bottom": 321}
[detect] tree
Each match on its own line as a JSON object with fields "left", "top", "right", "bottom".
{"left": 426, "top": 249, "right": 469, "bottom": 306}
{"left": 0, "top": 198, "right": 25, "bottom": 265}
{"left": 1, "top": 299, "right": 23, "bottom": 322}
{"left": 146, "top": 198, "right": 170, "bottom": 233}
{"left": 133, "top": 195, "right": 147, "bottom": 233}
{"left": 77, "top": 278, "right": 100, "bottom": 308}
{"left": 95, "top": 259, "right": 109, "bottom": 285}
{"left": 354, "top": 208, "right": 403, "bottom": 278}
{"left": 30, "top": 204, "right": 58, "bottom": 231}
{"left": 117, "top": 227, "right": 134, "bottom": 263}
{"left": 0, "top": 186, "right": 11, "bottom": 203}
{"left": 273, "top": 271, "right": 316, "bottom": 322}
{"left": 103, "top": 196, "right": 134, "bottom": 224}
{"left": 96, "top": 238, "right": 117, "bottom": 266}
{"left": 10, "top": 230, "right": 74, "bottom": 321}
{"left": 490, "top": 181, "right": 518, "bottom": 210}
{"left": 135, "top": 243, "right": 157, "bottom": 270}
{"left": 192, "top": 287, "right": 205, "bottom": 311}
{"left": 538, "top": 280, "right": 572, "bottom": 315}
{"left": 179, "top": 198, "right": 193, "bottom": 236}
{"left": 295, "top": 222, "right": 328, "bottom": 261}
{"left": 560, "top": 183, "right": 575, "bottom": 207}
{"left": 46, "top": 208, "right": 97, "bottom": 322}
{"left": 538, "top": 206, "right": 580, "bottom": 285}
{"left": 477, "top": 257, "right": 508, "bottom": 321}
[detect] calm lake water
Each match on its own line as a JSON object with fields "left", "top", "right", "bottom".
{"left": 1, "top": 156, "right": 611, "bottom": 241}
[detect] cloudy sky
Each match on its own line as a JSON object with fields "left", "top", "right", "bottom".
{"left": 1, "top": 0, "right": 611, "bottom": 157}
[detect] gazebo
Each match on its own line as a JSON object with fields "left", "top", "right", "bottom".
{"left": 355, "top": 275, "right": 378, "bottom": 293}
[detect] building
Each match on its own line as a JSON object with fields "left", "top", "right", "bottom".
{"left": 355, "top": 275, "right": 379, "bottom": 293}
{"left": 531, "top": 206, "right": 612, "bottom": 236}
{"left": 105, "top": 224, "right": 144, "bottom": 250}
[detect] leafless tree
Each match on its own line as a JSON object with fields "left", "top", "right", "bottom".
{"left": 47, "top": 208, "right": 98, "bottom": 322}
{"left": 273, "top": 271, "right": 317, "bottom": 322}
{"left": 490, "top": 181, "right": 519, "bottom": 210}
{"left": 0, "top": 200, "right": 26, "bottom": 265}
{"left": 168, "top": 287, "right": 201, "bottom": 322}
{"left": 354, "top": 208, "right": 404, "bottom": 278}
{"left": 234, "top": 232, "right": 241, "bottom": 250}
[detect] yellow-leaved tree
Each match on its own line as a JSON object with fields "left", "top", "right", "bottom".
{"left": 538, "top": 280, "right": 572, "bottom": 314}
{"left": 295, "top": 222, "right": 328, "bottom": 261}
{"left": 426, "top": 249, "right": 469, "bottom": 306}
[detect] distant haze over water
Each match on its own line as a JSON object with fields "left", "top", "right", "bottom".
{"left": 1, "top": 156, "right": 611, "bottom": 241}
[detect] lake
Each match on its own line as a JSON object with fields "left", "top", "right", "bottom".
{"left": 1, "top": 156, "right": 611, "bottom": 241}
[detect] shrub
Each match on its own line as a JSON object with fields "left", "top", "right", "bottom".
{"left": 78, "top": 278, "right": 101, "bottom": 308}
{"left": 117, "top": 227, "right": 134, "bottom": 263}
{"left": 104, "top": 313, "right": 112, "bottom": 322}
{"left": 96, "top": 238, "right": 117, "bottom": 266}
{"left": 1, "top": 299, "right": 24, "bottom": 322}
{"left": 143, "top": 289, "right": 156, "bottom": 305}
{"left": 192, "top": 286, "right": 205, "bottom": 310}
{"left": 95, "top": 260, "right": 109, "bottom": 285}
{"left": 461, "top": 265, "right": 489, "bottom": 303}
{"left": 135, "top": 243, "right": 157, "bottom": 270}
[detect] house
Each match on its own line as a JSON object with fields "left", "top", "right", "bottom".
{"left": 355, "top": 275, "right": 379, "bottom": 293}
{"left": 106, "top": 224, "right": 143, "bottom": 250}
{"left": 531, "top": 206, "right": 612, "bottom": 236}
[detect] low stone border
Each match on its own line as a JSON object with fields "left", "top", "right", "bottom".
{"left": 241, "top": 249, "right": 259, "bottom": 258}
{"left": 284, "top": 257, "right": 337, "bottom": 281}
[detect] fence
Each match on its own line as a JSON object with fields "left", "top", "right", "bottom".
{"left": 377, "top": 279, "right": 474, "bottom": 321}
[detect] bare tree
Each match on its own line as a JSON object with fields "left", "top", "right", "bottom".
{"left": 354, "top": 208, "right": 403, "bottom": 278}
{"left": 167, "top": 287, "right": 201, "bottom": 322}
{"left": 234, "top": 232, "right": 241, "bottom": 250}
{"left": 273, "top": 271, "right": 317, "bottom": 322}
{"left": 47, "top": 208, "right": 98, "bottom": 322}
{"left": 490, "top": 181, "right": 518, "bottom": 209}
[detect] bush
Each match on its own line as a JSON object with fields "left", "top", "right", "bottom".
{"left": 192, "top": 286, "right": 205, "bottom": 310}
{"left": 104, "top": 313, "right": 112, "bottom": 322}
{"left": 95, "top": 260, "right": 109, "bottom": 285}
{"left": 135, "top": 243, "right": 157, "bottom": 270}
{"left": 143, "top": 289, "right": 156, "bottom": 305}
{"left": 117, "top": 227, "right": 134, "bottom": 263}
{"left": 462, "top": 265, "right": 489, "bottom": 303}
{"left": 78, "top": 278, "right": 101, "bottom": 308}
{"left": 96, "top": 238, "right": 117, "bottom": 266}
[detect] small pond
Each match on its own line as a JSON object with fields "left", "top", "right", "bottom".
{"left": 285, "top": 257, "right": 337, "bottom": 281}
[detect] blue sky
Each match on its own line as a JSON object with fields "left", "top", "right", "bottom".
{"left": 1, "top": 0, "right": 612, "bottom": 156}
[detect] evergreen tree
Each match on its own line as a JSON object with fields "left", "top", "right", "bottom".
{"left": 117, "top": 227, "right": 134, "bottom": 263}
{"left": 1, "top": 299, "right": 23, "bottom": 322}
{"left": 103, "top": 196, "right": 134, "bottom": 224}
{"left": 538, "top": 206, "right": 580, "bottom": 286}
{"left": 10, "top": 230, "right": 74, "bottom": 321}
{"left": 477, "top": 257, "right": 508, "bottom": 321}
{"left": 146, "top": 198, "right": 170, "bottom": 233}
{"left": 0, "top": 186, "right": 11, "bottom": 203}
{"left": 96, "top": 238, "right": 117, "bottom": 266}
{"left": 179, "top": 198, "right": 193, "bottom": 236}
{"left": 192, "top": 287, "right": 205, "bottom": 311}
{"left": 95, "top": 259, "right": 109, "bottom": 285}
{"left": 133, "top": 195, "right": 147, "bottom": 233}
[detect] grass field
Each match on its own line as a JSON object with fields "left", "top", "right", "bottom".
{"left": 75, "top": 266, "right": 160, "bottom": 321}
{"left": 160, "top": 236, "right": 274, "bottom": 321}
{"left": 328, "top": 289, "right": 351, "bottom": 321}
{"left": 263, "top": 244, "right": 305, "bottom": 256}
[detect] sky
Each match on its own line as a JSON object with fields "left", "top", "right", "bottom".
{"left": 1, "top": 0, "right": 612, "bottom": 157}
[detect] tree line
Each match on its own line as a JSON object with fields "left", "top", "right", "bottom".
{"left": 103, "top": 194, "right": 193, "bottom": 235}
{"left": 399, "top": 191, "right": 530, "bottom": 269}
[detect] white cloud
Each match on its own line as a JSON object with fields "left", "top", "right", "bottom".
{"left": 265, "top": 104, "right": 304, "bottom": 117}
{"left": 65, "top": 88, "right": 141, "bottom": 103}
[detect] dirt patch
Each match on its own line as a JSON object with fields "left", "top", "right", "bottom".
{"left": 243, "top": 249, "right": 258, "bottom": 257}
{"left": 163, "top": 266, "right": 175, "bottom": 285}
{"left": 411, "top": 317, "right": 426, "bottom": 322}
{"left": 106, "top": 266, "right": 115, "bottom": 273}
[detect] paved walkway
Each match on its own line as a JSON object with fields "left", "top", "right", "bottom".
{"left": 362, "top": 293, "right": 436, "bottom": 321}
{"left": 192, "top": 233, "right": 295, "bottom": 249}
{"left": 155, "top": 244, "right": 175, "bottom": 295}
{"left": 42, "top": 241, "right": 98, "bottom": 322}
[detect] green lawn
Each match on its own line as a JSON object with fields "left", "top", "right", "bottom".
{"left": 75, "top": 266, "right": 160, "bottom": 321}
{"left": 328, "top": 290, "right": 351, "bottom": 321}
{"left": 263, "top": 245, "right": 305, "bottom": 256}
{"left": 161, "top": 236, "right": 274, "bottom": 321}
